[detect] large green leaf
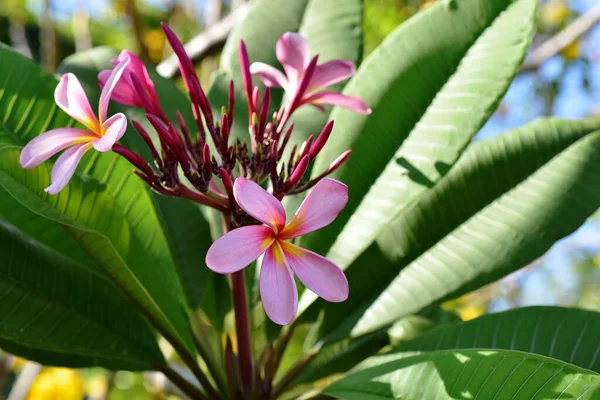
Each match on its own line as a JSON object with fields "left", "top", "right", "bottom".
{"left": 300, "top": 0, "right": 536, "bottom": 266}
{"left": 0, "top": 216, "right": 164, "bottom": 370}
{"left": 311, "top": 118, "right": 600, "bottom": 342}
{"left": 0, "top": 44, "right": 196, "bottom": 357}
{"left": 372, "top": 307, "right": 600, "bottom": 374}
{"left": 323, "top": 349, "right": 600, "bottom": 399}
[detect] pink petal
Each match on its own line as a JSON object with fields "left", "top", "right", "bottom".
{"left": 281, "top": 241, "right": 348, "bottom": 302}
{"left": 92, "top": 113, "right": 127, "bottom": 152}
{"left": 205, "top": 225, "right": 274, "bottom": 274}
{"left": 98, "top": 57, "right": 130, "bottom": 123}
{"left": 276, "top": 32, "right": 310, "bottom": 86}
{"left": 280, "top": 178, "right": 348, "bottom": 239}
{"left": 118, "top": 50, "right": 153, "bottom": 88}
{"left": 307, "top": 60, "right": 355, "bottom": 93}
{"left": 55, "top": 73, "right": 99, "bottom": 132}
{"left": 44, "top": 142, "right": 92, "bottom": 194}
{"left": 249, "top": 62, "right": 288, "bottom": 89}
{"left": 260, "top": 242, "right": 298, "bottom": 325}
{"left": 98, "top": 69, "right": 139, "bottom": 107}
{"left": 233, "top": 177, "right": 287, "bottom": 232}
{"left": 302, "top": 91, "right": 372, "bottom": 115}
{"left": 20, "top": 128, "right": 96, "bottom": 169}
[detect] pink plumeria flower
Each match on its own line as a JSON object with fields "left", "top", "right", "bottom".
{"left": 250, "top": 32, "right": 371, "bottom": 114}
{"left": 206, "top": 177, "right": 350, "bottom": 325}
{"left": 19, "top": 57, "right": 130, "bottom": 194}
{"left": 98, "top": 50, "right": 157, "bottom": 109}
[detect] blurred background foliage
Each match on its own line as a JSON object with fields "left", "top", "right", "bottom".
{"left": 1, "top": 0, "right": 600, "bottom": 398}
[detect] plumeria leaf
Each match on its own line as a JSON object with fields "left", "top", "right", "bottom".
{"left": 0, "top": 43, "right": 196, "bottom": 360}
{"left": 300, "top": 0, "right": 537, "bottom": 274}
{"left": 312, "top": 118, "right": 600, "bottom": 343}
{"left": 0, "top": 217, "right": 164, "bottom": 370}
{"left": 322, "top": 349, "right": 600, "bottom": 400}
{"left": 370, "top": 306, "right": 600, "bottom": 374}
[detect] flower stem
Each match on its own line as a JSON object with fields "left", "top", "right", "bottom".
{"left": 224, "top": 215, "right": 254, "bottom": 393}
{"left": 231, "top": 270, "right": 254, "bottom": 391}
{"left": 270, "top": 352, "right": 317, "bottom": 399}
{"left": 157, "top": 363, "right": 208, "bottom": 400}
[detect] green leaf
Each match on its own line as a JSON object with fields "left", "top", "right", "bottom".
{"left": 0, "top": 44, "right": 196, "bottom": 358}
{"left": 371, "top": 307, "right": 600, "bottom": 374}
{"left": 301, "top": 0, "right": 537, "bottom": 267}
{"left": 312, "top": 118, "right": 600, "bottom": 342}
{"left": 0, "top": 216, "right": 164, "bottom": 370}
{"left": 323, "top": 349, "right": 600, "bottom": 399}
{"left": 295, "top": 329, "right": 389, "bottom": 385}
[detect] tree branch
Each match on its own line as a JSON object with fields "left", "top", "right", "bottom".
{"left": 522, "top": 2, "right": 600, "bottom": 72}
{"left": 156, "top": 4, "right": 249, "bottom": 79}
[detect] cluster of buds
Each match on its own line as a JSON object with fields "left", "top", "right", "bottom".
{"left": 108, "top": 24, "right": 364, "bottom": 219}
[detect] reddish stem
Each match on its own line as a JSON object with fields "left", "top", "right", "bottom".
{"left": 224, "top": 216, "right": 254, "bottom": 394}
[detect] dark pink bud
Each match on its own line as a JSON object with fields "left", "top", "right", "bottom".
{"left": 228, "top": 80, "right": 235, "bottom": 125}
{"left": 239, "top": 41, "right": 254, "bottom": 116}
{"left": 132, "top": 120, "right": 161, "bottom": 164}
{"left": 278, "top": 123, "right": 294, "bottom": 158}
{"left": 176, "top": 110, "right": 193, "bottom": 148}
{"left": 309, "top": 120, "right": 334, "bottom": 159}
{"left": 259, "top": 87, "right": 271, "bottom": 134}
{"left": 287, "top": 155, "right": 310, "bottom": 189}
{"left": 252, "top": 87, "right": 260, "bottom": 115}
{"left": 112, "top": 144, "right": 155, "bottom": 178}
{"left": 219, "top": 168, "right": 234, "bottom": 198}
{"left": 299, "top": 135, "right": 314, "bottom": 160}
{"left": 327, "top": 149, "right": 351, "bottom": 173}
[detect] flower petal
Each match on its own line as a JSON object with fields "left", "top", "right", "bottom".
{"left": 98, "top": 70, "right": 139, "bottom": 107}
{"left": 98, "top": 56, "right": 130, "bottom": 123}
{"left": 45, "top": 142, "right": 92, "bottom": 194}
{"left": 280, "top": 178, "right": 348, "bottom": 239}
{"left": 93, "top": 113, "right": 127, "bottom": 152}
{"left": 249, "top": 62, "right": 288, "bottom": 89}
{"left": 307, "top": 60, "right": 355, "bottom": 93}
{"left": 205, "top": 225, "right": 274, "bottom": 274}
{"left": 260, "top": 242, "right": 297, "bottom": 325}
{"left": 302, "top": 91, "right": 372, "bottom": 115}
{"left": 281, "top": 242, "right": 348, "bottom": 302}
{"left": 20, "top": 128, "right": 96, "bottom": 169}
{"left": 55, "top": 74, "right": 99, "bottom": 131}
{"left": 276, "top": 32, "right": 310, "bottom": 86}
{"left": 233, "top": 177, "right": 287, "bottom": 232}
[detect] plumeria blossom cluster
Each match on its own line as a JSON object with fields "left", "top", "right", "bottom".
{"left": 19, "top": 24, "right": 370, "bottom": 326}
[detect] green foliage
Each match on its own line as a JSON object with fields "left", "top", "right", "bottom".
{"left": 313, "top": 118, "right": 600, "bottom": 343}
{"left": 374, "top": 307, "right": 600, "bottom": 373}
{"left": 0, "top": 43, "right": 196, "bottom": 363}
{"left": 323, "top": 349, "right": 600, "bottom": 399}
{"left": 2, "top": 0, "right": 600, "bottom": 398}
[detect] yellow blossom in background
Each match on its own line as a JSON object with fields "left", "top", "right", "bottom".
{"left": 561, "top": 40, "right": 581, "bottom": 61}
{"left": 26, "top": 368, "right": 84, "bottom": 400}
{"left": 143, "top": 29, "right": 166, "bottom": 63}
{"left": 540, "top": 0, "right": 569, "bottom": 27}
{"left": 459, "top": 305, "right": 485, "bottom": 321}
